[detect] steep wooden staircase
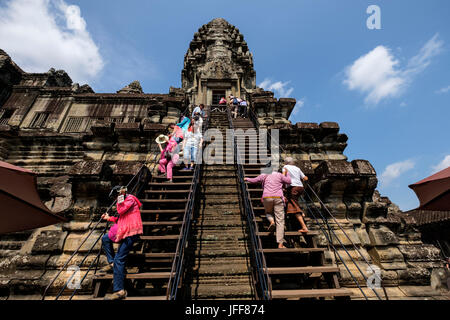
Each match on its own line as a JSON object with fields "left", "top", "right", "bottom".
{"left": 44, "top": 107, "right": 353, "bottom": 301}
{"left": 183, "top": 111, "right": 254, "bottom": 299}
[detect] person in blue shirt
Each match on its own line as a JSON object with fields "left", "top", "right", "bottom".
{"left": 176, "top": 115, "right": 191, "bottom": 137}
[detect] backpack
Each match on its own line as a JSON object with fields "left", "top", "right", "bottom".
{"left": 233, "top": 98, "right": 238, "bottom": 104}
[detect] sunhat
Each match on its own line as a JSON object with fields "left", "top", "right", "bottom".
{"left": 155, "top": 134, "right": 169, "bottom": 144}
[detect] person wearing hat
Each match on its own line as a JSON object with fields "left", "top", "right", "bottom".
{"left": 100, "top": 186, "right": 143, "bottom": 300}
{"left": 245, "top": 166, "right": 292, "bottom": 249}
{"left": 282, "top": 157, "right": 309, "bottom": 233}
{"left": 158, "top": 136, "right": 181, "bottom": 182}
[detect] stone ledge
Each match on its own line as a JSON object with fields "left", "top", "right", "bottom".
{"left": 352, "top": 160, "right": 377, "bottom": 176}
{"left": 315, "top": 160, "right": 355, "bottom": 177}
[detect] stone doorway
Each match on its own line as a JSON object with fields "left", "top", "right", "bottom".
{"left": 212, "top": 90, "right": 226, "bottom": 106}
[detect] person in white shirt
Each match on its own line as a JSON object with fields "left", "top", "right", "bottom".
{"left": 182, "top": 115, "right": 203, "bottom": 170}
{"left": 282, "top": 157, "right": 309, "bottom": 233}
{"left": 192, "top": 104, "right": 206, "bottom": 118}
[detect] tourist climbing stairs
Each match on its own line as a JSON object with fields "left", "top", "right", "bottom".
{"left": 42, "top": 108, "right": 208, "bottom": 300}
{"left": 232, "top": 115, "right": 352, "bottom": 300}
{"left": 91, "top": 167, "right": 195, "bottom": 300}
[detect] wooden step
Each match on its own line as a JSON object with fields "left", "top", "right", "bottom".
{"left": 140, "top": 235, "right": 180, "bottom": 241}
{"left": 257, "top": 231, "right": 319, "bottom": 237}
{"left": 153, "top": 175, "right": 193, "bottom": 180}
{"left": 267, "top": 266, "right": 339, "bottom": 275}
{"left": 124, "top": 296, "right": 168, "bottom": 300}
{"left": 143, "top": 252, "right": 175, "bottom": 258}
{"left": 260, "top": 248, "right": 325, "bottom": 254}
{"left": 141, "top": 209, "right": 185, "bottom": 214}
{"left": 271, "top": 288, "right": 352, "bottom": 299}
{"left": 94, "top": 272, "right": 171, "bottom": 280}
{"left": 142, "top": 221, "right": 183, "bottom": 226}
{"left": 141, "top": 199, "right": 188, "bottom": 203}
{"left": 147, "top": 182, "right": 192, "bottom": 187}
{"left": 145, "top": 190, "right": 190, "bottom": 194}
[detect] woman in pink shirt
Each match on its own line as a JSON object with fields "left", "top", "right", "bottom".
{"left": 158, "top": 137, "right": 180, "bottom": 182}
{"left": 245, "top": 168, "right": 291, "bottom": 248}
{"left": 100, "top": 186, "right": 143, "bottom": 300}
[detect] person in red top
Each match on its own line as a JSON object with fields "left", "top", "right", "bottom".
{"left": 100, "top": 186, "right": 143, "bottom": 300}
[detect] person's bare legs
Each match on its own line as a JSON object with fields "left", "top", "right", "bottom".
{"left": 296, "top": 213, "right": 309, "bottom": 233}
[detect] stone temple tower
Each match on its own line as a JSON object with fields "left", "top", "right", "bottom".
{"left": 182, "top": 18, "right": 256, "bottom": 106}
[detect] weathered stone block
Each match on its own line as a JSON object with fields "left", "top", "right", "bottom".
{"left": 63, "top": 231, "right": 103, "bottom": 253}
{"left": 367, "top": 226, "right": 399, "bottom": 246}
{"left": 31, "top": 230, "right": 67, "bottom": 255}
{"left": 397, "top": 267, "right": 431, "bottom": 285}
{"left": 398, "top": 244, "right": 441, "bottom": 262}
{"left": 315, "top": 160, "right": 355, "bottom": 177}
{"left": 161, "top": 116, "right": 178, "bottom": 124}
{"left": 352, "top": 160, "right": 376, "bottom": 176}
{"left": 68, "top": 161, "right": 106, "bottom": 176}
{"left": 362, "top": 201, "right": 388, "bottom": 223}
{"left": 296, "top": 122, "right": 319, "bottom": 130}
{"left": 398, "top": 285, "right": 441, "bottom": 297}
{"left": 369, "top": 247, "right": 407, "bottom": 270}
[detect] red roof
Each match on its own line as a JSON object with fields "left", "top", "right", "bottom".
{"left": 0, "top": 160, "right": 34, "bottom": 173}
{"left": 410, "top": 166, "right": 450, "bottom": 186}
{"left": 409, "top": 166, "right": 450, "bottom": 211}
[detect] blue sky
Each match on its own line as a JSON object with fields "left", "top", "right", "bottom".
{"left": 0, "top": 0, "right": 449, "bottom": 210}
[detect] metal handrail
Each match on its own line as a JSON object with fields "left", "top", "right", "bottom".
{"left": 303, "top": 186, "right": 385, "bottom": 300}
{"left": 228, "top": 108, "right": 271, "bottom": 300}
{"left": 41, "top": 165, "right": 149, "bottom": 300}
{"left": 300, "top": 192, "right": 370, "bottom": 299}
{"left": 166, "top": 105, "right": 210, "bottom": 300}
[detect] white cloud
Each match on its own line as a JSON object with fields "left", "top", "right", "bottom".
{"left": 431, "top": 155, "right": 450, "bottom": 173}
{"left": 259, "top": 78, "right": 294, "bottom": 98}
{"left": 290, "top": 98, "right": 305, "bottom": 118}
{"left": 0, "top": 0, "right": 104, "bottom": 84}
{"left": 344, "top": 46, "right": 405, "bottom": 105}
{"left": 436, "top": 85, "right": 450, "bottom": 94}
{"left": 259, "top": 78, "right": 305, "bottom": 119}
{"left": 380, "top": 159, "right": 415, "bottom": 187}
{"left": 344, "top": 34, "right": 444, "bottom": 106}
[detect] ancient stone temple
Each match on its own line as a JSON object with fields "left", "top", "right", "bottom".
{"left": 0, "top": 18, "right": 447, "bottom": 300}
